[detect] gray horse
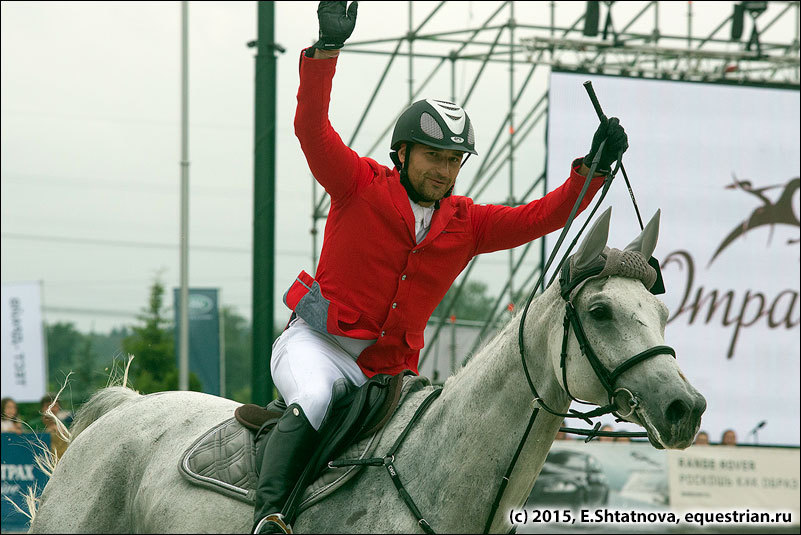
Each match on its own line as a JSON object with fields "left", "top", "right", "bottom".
{"left": 28, "top": 208, "right": 705, "bottom": 534}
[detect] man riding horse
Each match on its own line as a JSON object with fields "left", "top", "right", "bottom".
{"left": 253, "top": 2, "right": 629, "bottom": 533}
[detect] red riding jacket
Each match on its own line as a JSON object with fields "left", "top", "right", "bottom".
{"left": 285, "top": 50, "right": 604, "bottom": 378}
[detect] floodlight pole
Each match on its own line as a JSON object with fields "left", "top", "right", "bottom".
{"left": 251, "top": 2, "right": 280, "bottom": 406}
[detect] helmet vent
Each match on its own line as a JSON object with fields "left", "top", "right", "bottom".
{"left": 433, "top": 100, "right": 460, "bottom": 111}
{"left": 467, "top": 122, "right": 475, "bottom": 146}
{"left": 420, "top": 112, "right": 444, "bottom": 140}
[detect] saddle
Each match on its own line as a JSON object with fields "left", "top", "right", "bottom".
{"left": 179, "top": 371, "right": 429, "bottom": 516}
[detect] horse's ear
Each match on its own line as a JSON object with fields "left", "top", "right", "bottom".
{"left": 574, "top": 206, "right": 612, "bottom": 271}
{"left": 624, "top": 209, "right": 661, "bottom": 260}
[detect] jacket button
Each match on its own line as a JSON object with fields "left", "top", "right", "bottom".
{"left": 381, "top": 331, "right": 386, "bottom": 337}
{"left": 401, "top": 275, "right": 407, "bottom": 280}
{"left": 392, "top": 303, "right": 397, "bottom": 309}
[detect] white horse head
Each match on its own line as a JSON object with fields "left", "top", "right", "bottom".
{"left": 542, "top": 207, "right": 705, "bottom": 449}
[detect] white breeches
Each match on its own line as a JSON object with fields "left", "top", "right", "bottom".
{"left": 270, "top": 317, "right": 374, "bottom": 430}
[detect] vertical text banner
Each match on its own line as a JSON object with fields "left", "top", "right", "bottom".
{"left": 547, "top": 72, "right": 800, "bottom": 446}
{"left": 174, "top": 288, "right": 221, "bottom": 396}
{"left": 1, "top": 281, "right": 46, "bottom": 402}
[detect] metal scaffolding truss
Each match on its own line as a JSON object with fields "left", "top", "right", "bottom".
{"left": 307, "top": 1, "right": 800, "bottom": 375}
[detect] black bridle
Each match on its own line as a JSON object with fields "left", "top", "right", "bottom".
{"left": 555, "top": 274, "right": 676, "bottom": 421}
{"left": 333, "top": 82, "right": 677, "bottom": 535}
{"left": 484, "top": 82, "right": 677, "bottom": 533}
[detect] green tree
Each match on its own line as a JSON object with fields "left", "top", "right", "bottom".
{"left": 222, "top": 306, "right": 252, "bottom": 403}
{"left": 69, "top": 333, "right": 100, "bottom": 404}
{"left": 433, "top": 280, "right": 496, "bottom": 322}
{"left": 122, "top": 278, "right": 200, "bottom": 393}
{"left": 45, "top": 322, "right": 84, "bottom": 390}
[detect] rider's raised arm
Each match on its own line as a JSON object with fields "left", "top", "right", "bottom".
{"left": 294, "top": 50, "right": 374, "bottom": 202}
{"left": 470, "top": 159, "right": 606, "bottom": 256}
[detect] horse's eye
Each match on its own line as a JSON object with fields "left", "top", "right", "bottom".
{"left": 589, "top": 304, "right": 612, "bottom": 321}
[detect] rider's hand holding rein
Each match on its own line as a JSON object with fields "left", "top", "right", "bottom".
{"left": 309, "top": 1, "right": 358, "bottom": 59}
{"left": 583, "top": 116, "right": 629, "bottom": 175}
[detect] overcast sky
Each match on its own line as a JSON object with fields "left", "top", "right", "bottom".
{"left": 2, "top": 1, "right": 796, "bottom": 334}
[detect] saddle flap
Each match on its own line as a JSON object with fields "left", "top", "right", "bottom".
{"left": 178, "top": 418, "right": 259, "bottom": 504}
{"left": 178, "top": 373, "right": 432, "bottom": 513}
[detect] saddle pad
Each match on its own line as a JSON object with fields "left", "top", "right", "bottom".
{"left": 179, "top": 375, "right": 431, "bottom": 511}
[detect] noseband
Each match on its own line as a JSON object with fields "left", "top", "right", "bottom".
{"left": 558, "top": 288, "right": 676, "bottom": 420}
{"left": 526, "top": 250, "right": 677, "bottom": 423}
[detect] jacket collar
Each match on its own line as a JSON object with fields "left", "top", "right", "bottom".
{"left": 389, "top": 169, "right": 417, "bottom": 243}
{"left": 388, "top": 169, "right": 456, "bottom": 246}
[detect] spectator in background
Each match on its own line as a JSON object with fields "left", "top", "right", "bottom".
{"left": 1, "top": 397, "right": 24, "bottom": 434}
{"left": 555, "top": 419, "right": 568, "bottom": 440}
{"left": 615, "top": 435, "right": 631, "bottom": 443}
{"left": 599, "top": 424, "right": 614, "bottom": 442}
{"left": 694, "top": 431, "right": 709, "bottom": 445}
{"left": 36, "top": 394, "right": 73, "bottom": 459}
{"left": 721, "top": 429, "right": 737, "bottom": 446}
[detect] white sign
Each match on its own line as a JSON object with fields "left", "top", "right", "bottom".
{"left": 668, "top": 446, "right": 800, "bottom": 519}
{"left": 1, "top": 281, "right": 46, "bottom": 402}
{"left": 547, "top": 72, "right": 800, "bottom": 446}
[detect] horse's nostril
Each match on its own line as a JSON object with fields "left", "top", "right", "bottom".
{"left": 665, "top": 399, "right": 689, "bottom": 424}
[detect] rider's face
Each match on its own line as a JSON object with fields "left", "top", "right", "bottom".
{"left": 399, "top": 143, "right": 463, "bottom": 206}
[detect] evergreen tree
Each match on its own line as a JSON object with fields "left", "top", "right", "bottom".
{"left": 222, "top": 306, "right": 252, "bottom": 403}
{"left": 122, "top": 278, "right": 200, "bottom": 393}
{"left": 45, "top": 322, "right": 83, "bottom": 391}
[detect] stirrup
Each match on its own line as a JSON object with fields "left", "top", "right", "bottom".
{"left": 253, "top": 513, "right": 293, "bottom": 534}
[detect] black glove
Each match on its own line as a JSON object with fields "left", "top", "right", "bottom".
{"left": 314, "top": 1, "right": 358, "bottom": 50}
{"left": 584, "top": 116, "right": 628, "bottom": 171}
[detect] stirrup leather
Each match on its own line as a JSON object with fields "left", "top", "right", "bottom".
{"left": 253, "top": 513, "right": 293, "bottom": 534}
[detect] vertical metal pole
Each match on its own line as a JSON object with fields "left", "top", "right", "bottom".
{"left": 795, "top": 2, "right": 799, "bottom": 82}
{"left": 450, "top": 316, "right": 456, "bottom": 375}
{"left": 653, "top": 1, "right": 660, "bottom": 73}
{"left": 508, "top": 1, "right": 515, "bottom": 307}
{"left": 252, "top": 2, "right": 277, "bottom": 406}
{"left": 509, "top": 0, "right": 516, "bottom": 303}
{"left": 311, "top": 182, "right": 319, "bottom": 274}
{"left": 542, "top": 1, "right": 555, "bottom": 292}
{"left": 450, "top": 54, "right": 456, "bottom": 103}
{"left": 219, "top": 294, "right": 226, "bottom": 398}
{"left": 687, "top": 1, "right": 693, "bottom": 49}
{"left": 408, "top": 1, "right": 413, "bottom": 105}
{"left": 179, "top": 1, "right": 190, "bottom": 392}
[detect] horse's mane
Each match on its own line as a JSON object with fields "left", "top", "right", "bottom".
{"left": 14, "top": 356, "right": 139, "bottom": 526}
{"left": 69, "top": 386, "right": 141, "bottom": 440}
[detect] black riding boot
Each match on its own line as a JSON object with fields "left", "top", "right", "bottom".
{"left": 252, "top": 403, "right": 318, "bottom": 534}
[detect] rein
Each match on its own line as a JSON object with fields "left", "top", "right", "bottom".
{"left": 487, "top": 82, "right": 675, "bottom": 533}
{"left": 332, "top": 83, "right": 665, "bottom": 534}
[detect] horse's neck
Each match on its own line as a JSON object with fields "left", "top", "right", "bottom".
{"left": 411, "top": 283, "right": 571, "bottom": 531}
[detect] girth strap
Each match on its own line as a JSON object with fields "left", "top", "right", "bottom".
{"left": 331, "top": 387, "right": 442, "bottom": 533}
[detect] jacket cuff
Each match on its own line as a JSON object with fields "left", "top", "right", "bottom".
{"left": 571, "top": 157, "right": 609, "bottom": 180}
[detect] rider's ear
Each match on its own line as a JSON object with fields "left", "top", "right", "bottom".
{"left": 624, "top": 209, "right": 661, "bottom": 260}
{"left": 574, "top": 206, "right": 612, "bottom": 272}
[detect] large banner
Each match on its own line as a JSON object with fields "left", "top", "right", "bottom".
{"left": 547, "top": 72, "right": 800, "bottom": 446}
{"left": 668, "top": 445, "right": 799, "bottom": 515}
{"left": 1, "top": 433, "right": 51, "bottom": 532}
{"left": 173, "top": 288, "right": 222, "bottom": 396}
{"left": 1, "top": 281, "right": 46, "bottom": 402}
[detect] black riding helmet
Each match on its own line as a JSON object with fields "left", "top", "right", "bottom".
{"left": 389, "top": 99, "right": 477, "bottom": 204}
